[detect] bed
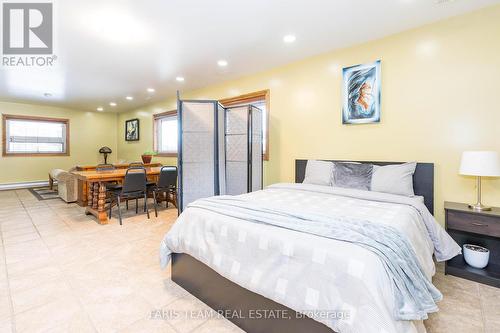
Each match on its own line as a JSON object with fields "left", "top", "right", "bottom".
{"left": 161, "top": 160, "right": 460, "bottom": 333}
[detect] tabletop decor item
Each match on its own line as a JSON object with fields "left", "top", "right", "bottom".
{"left": 98, "top": 146, "right": 112, "bottom": 164}
{"left": 463, "top": 244, "right": 490, "bottom": 269}
{"left": 459, "top": 151, "right": 500, "bottom": 211}
{"left": 342, "top": 60, "right": 381, "bottom": 124}
{"left": 125, "top": 118, "right": 140, "bottom": 141}
{"left": 141, "top": 151, "right": 156, "bottom": 164}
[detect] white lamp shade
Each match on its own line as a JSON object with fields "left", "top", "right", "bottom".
{"left": 459, "top": 151, "right": 500, "bottom": 177}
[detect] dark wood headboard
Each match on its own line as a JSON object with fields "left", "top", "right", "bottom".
{"left": 295, "top": 159, "right": 435, "bottom": 215}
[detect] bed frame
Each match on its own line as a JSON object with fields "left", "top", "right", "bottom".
{"left": 171, "top": 160, "right": 434, "bottom": 333}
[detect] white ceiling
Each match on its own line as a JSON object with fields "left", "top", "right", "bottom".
{"left": 1, "top": 0, "right": 498, "bottom": 112}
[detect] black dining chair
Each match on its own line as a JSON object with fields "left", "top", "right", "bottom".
{"left": 152, "top": 166, "right": 178, "bottom": 217}
{"left": 96, "top": 164, "right": 121, "bottom": 187}
{"left": 125, "top": 163, "right": 142, "bottom": 210}
{"left": 108, "top": 167, "right": 150, "bottom": 225}
{"left": 125, "top": 162, "right": 156, "bottom": 210}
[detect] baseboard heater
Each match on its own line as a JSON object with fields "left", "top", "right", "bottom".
{"left": 0, "top": 180, "right": 53, "bottom": 191}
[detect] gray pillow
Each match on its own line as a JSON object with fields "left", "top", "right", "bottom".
{"left": 333, "top": 163, "right": 373, "bottom": 190}
{"left": 371, "top": 162, "right": 417, "bottom": 197}
{"left": 303, "top": 160, "right": 334, "bottom": 186}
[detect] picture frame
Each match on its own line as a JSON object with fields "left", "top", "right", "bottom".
{"left": 342, "top": 60, "right": 381, "bottom": 124}
{"left": 125, "top": 118, "right": 140, "bottom": 141}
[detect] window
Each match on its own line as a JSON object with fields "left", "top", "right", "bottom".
{"left": 2, "top": 114, "right": 69, "bottom": 156}
{"left": 153, "top": 110, "right": 178, "bottom": 156}
{"left": 220, "top": 89, "right": 270, "bottom": 160}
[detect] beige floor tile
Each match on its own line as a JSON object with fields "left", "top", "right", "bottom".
{"left": 14, "top": 296, "right": 84, "bottom": 333}
{"left": 193, "top": 317, "right": 245, "bottom": 333}
{"left": 35, "top": 224, "right": 72, "bottom": 237}
{"left": 0, "top": 294, "right": 12, "bottom": 321}
{"left": 1, "top": 226, "right": 37, "bottom": 238}
{"left": 82, "top": 292, "right": 153, "bottom": 333}
{"left": 10, "top": 279, "right": 73, "bottom": 314}
{"left": 120, "top": 317, "right": 177, "bottom": 333}
{"left": 6, "top": 256, "right": 56, "bottom": 276}
{"left": 3, "top": 232, "right": 40, "bottom": 245}
{"left": 479, "top": 284, "right": 500, "bottom": 332}
{"left": 161, "top": 296, "right": 214, "bottom": 333}
{"left": 3, "top": 239, "right": 50, "bottom": 265}
{"left": 130, "top": 273, "right": 188, "bottom": 308}
{"left": 0, "top": 221, "right": 33, "bottom": 232}
{"left": 0, "top": 274, "right": 8, "bottom": 295}
{"left": 425, "top": 274, "right": 484, "bottom": 332}
{"left": 67, "top": 269, "right": 136, "bottom": 301}
{"left": 8, "top": 264, "right": 63, "bottom": 292}
{"left": 0, "top": 318, "right": 13, "bottom": 333}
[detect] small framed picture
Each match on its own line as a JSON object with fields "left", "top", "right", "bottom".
{"left": 125, "top": 118, "right": 140, "bottom": 141}
{"left": 342, "top": 60, "right": 381, "bottom": 124}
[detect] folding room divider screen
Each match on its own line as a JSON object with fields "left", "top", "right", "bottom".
{"left": 178, "top": 99, "right": 263, "bottom": 213}
{"left": 225, "top": 105, "right": 263, "bottom": 195}
{"left": 177, "top": 100, "right": 225, "bottom": 212}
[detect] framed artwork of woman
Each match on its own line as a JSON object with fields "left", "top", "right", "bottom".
{"left": 342, "top": 60, "right": 381, "bottom": 124}
{"left": 125, "top": 118, "right": 140, "bottom": 141}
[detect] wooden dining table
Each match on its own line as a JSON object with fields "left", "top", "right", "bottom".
{"left": 71, "top": 167, "right": 162, "bottom": 224}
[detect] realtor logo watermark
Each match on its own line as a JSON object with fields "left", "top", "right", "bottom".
{"left": 2, "top": 1, "right": 56, "bottom": 66}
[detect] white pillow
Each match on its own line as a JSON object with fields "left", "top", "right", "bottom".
{"left": 370, "top": 162, "right": 417, "bottom": 197}
{"left": 303, "top": 160, "right": 334, "bottom": 186}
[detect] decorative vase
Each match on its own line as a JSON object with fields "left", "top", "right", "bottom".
{"left": 141, "top": 155, "right": 152, "bottom": 164}
{"left": 463, "top": 244, "right": 489, "bottom": 269}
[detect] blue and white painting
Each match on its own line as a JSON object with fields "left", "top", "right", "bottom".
{"left": 342, "top": 60, "right": 381, "bottom": 124}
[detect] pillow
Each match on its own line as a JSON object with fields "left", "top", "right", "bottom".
{"left": 332, "top": 163, "right": 373, "bottom": 190}
{"left": 370, "top": 162, "right": 417, "bottom": 197}
{"left": 303, "top": 160, "right": 334, "bottom": 186}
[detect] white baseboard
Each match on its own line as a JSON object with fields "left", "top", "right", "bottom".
{"left": 0, "top": 180, "right": 56, "bottom": 191}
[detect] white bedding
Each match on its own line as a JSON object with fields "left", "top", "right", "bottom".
{"left": 162, "top": 183, "right": 460, "bottom": 333}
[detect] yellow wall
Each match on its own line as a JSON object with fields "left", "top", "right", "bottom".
{"left": 117, "top": 6, "right": 500, "bottom": 224}
{"left": 117, "top": 105, "right": 177, "bottom": 167}
{"left": 0, "top": 101, "right": 118, "bottom": 184}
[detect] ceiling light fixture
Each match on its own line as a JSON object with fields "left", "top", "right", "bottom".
{"left": 147, "top": 88, "right": 155, "bottom": 93}
{"left": 97, "top": 107, "right": 104, "bottom": 111}
{"left": 126, "top": 96, "right": 134, "bottom": 101}
{"left": 217, "top": 60, "right": 228, "bottom": 67}
{"left": 109, "top": 102, "right": 117, "bottom": 107}
{"left": 283, "top": 34, "right": 296, "bottom": 43}
{"left": 176, "top": 76, "right": 185, "bottom": 82}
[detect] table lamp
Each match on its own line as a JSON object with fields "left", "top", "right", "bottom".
{"left": 459, "top": 151, "right": 500, "bottom": 211}
{"left": 99, "top": 146, "right": 112, "bottom": 164}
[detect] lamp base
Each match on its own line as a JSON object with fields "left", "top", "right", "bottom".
{"left": 468, "top": 203, "right": 492, "bottom": 211}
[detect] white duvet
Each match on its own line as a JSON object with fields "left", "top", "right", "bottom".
{"left": 161, "top": 183, "right": 460, "bottom": 333}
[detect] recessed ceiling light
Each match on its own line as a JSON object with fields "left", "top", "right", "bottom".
{"left": 283, "top": 34, "right": 296, "bottom": 43}
{"left": 126, "top": 96, "right": 134, "bottom": 101}
{"left": 97, "top": 107, "right": 104, "bottom": 111}
{"left": 217, "top": 60, "right": 228, "bottom": 67}
{"left": 147, "top": 88, "right": 155, "bottom": 93}
{"left": 176, "top": 76, "right": 185, "bottom": 82}
{"left": 109, "top": 102, "right": 117, "bottom": 107}
{"left": 43, "top": 92, "right": 52, "bottom": 97}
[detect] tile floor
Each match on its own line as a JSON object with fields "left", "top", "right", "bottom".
{"left": 0, "top": 189, "right": 499, "bottom": 333}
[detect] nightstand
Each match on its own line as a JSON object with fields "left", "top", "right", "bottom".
{"left": 444, "top": 201, "right": 500, "bottom": 287}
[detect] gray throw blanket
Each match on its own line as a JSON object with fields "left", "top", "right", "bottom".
{"left": 188, "top": 196, "right": 443, "bottom": 321}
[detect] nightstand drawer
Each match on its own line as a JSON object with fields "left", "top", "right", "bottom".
{"left": 447, "top": 211, "right": 500, "bottom": 237}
